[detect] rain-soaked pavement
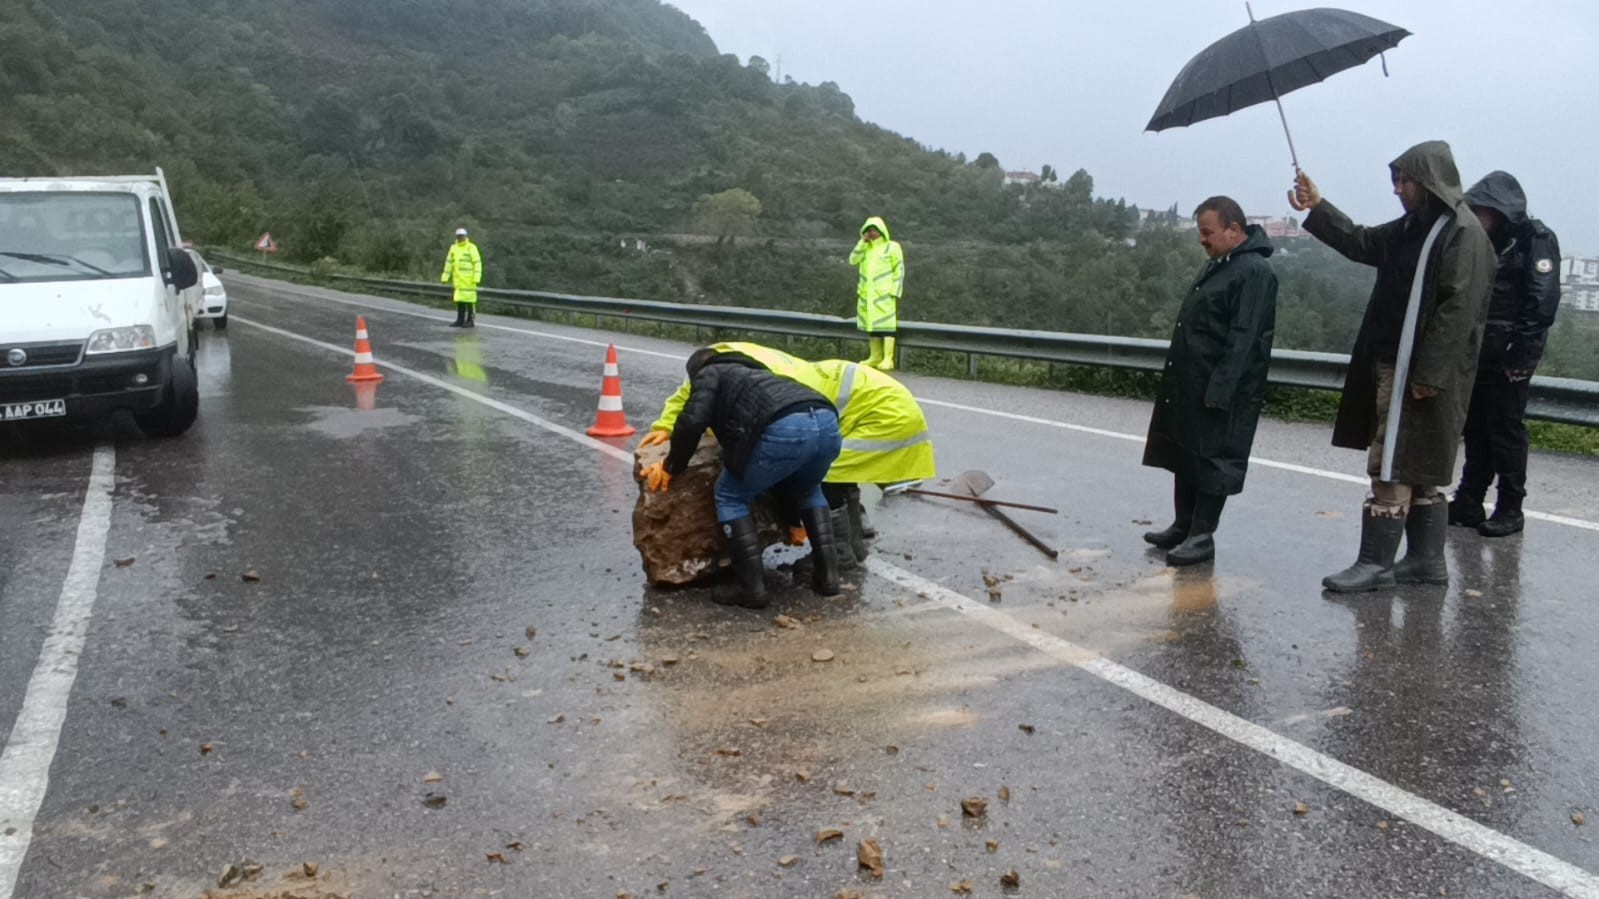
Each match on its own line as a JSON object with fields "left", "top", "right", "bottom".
{"left": 2, "top": 273, "right": 1597, "bottom": 899}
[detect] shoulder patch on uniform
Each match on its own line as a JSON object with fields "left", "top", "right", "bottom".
{"left": 1535, "top": 258, "right": 1554, "bottom": 273}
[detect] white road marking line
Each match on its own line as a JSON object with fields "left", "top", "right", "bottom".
{"left": 232, "top": 316, "right": 636, "bottom": 464}
{"left": 237, "top": 278, "right": 683, "bottom": 360}
{"left": 918, "top": 397, "right": 1599, "bottom": 531}
{"left": 0, "top": 445, "right": 116, "bottom": 899}
{"left": 243, "top": 309, "right": 1597, "bottom": 894}
{"left": 866, "top": 558, "right": 1599, "bottom": 899}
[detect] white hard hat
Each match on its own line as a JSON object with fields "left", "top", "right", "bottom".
{"left": 454, "top": 227, "right": 468, "bottom": 236}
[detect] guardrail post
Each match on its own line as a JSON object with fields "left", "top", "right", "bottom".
{"left": 968, "top": 353, "right": 979, "bottom": 378}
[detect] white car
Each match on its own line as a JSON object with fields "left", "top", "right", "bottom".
{"left": 0, "top": 169, "right": 202, "bottom": 436}
{"left": 194, "top": 256, "right": 229, "bottom": 328}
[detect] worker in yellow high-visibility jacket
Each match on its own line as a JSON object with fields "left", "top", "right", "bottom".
{"left": 849, "top": 216, "right": 904, "bottom": 371}
{"left": 642, "top": 342, "right": 935, "bottom": 563}
{"left": 440, "top": 227, "right": 483, "bottom": 328}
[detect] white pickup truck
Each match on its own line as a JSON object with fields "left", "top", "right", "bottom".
{"left": 0, "top": 169, "right": 202, "bottom": 437}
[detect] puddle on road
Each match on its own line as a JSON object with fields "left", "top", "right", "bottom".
{"left": 300, "top": 404, "right": 418, "bottom": 439}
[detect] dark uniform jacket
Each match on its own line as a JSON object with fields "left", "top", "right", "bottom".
{"left": 664, "top": 359, "right": 834, "bottom": 478}
{"left": 1142, "top": 224, "right": 1278, "bottom": 496}
{"left": 1463, "top": 170, "right": 1561, "bottom": 373}
{"left": 1304, "top": 141, "right": 1496, "bottom": 486}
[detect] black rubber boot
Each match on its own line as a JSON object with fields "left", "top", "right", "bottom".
{"left": 1393, "top": 499, "right": 1449, "bottom": 585}
{"left": 464, "top": 305, "right": 476, "bottom": 328}
{"left": 1447, "top": 491, "right": 1486, "bottom": 527}
{"left": 450, "top": 303, "right": 465, "bottom": 327}
{"left": 1322, "top": 503, "right": 1406, "bottom": 593}
{"left": 845, "top": 486, "right": 870, "bottom": 561}
{"left": 716, "top": 517, "right": 769, "bottom": 609}
{"left": 799, "top": 506, "right": 841, "bottom": 596}
{"left": 1167, "top": 491, "right": 1224, "bottom": 566}
{"left": 1479, "top": 494, "right": 1525, "bottom": 538}
{"left": 830, "top": 505, "right": 860, "bottom": 571}
{"left": 1145, "top": 478, "right": 1196, "bottom": 549}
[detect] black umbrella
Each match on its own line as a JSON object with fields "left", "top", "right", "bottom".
{"left": 1146, "top": 4, "right": 1410, "bottom": 169}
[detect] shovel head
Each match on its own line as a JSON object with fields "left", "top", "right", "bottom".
{"left": 946, "top": 469, "right": 996, "bottom": 498}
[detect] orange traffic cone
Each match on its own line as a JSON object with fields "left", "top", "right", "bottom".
{"left": 346, "top": 316, "right": 384, "bottom": 382}
{"left": 586, "top": 344, "right": 635, "bottom": 437}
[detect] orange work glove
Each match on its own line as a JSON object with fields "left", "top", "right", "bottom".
{"left": 638, "top": 429, "right": 671, "bottom": 448}
{"left": 787, "top": 526, "right": 808, "bottom": 546}
{"left": 642, "top": 461, "right": 672, "bottom": 492}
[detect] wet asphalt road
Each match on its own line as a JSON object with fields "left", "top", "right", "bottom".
{"left": 2, "top": 273, "right": 1597, "bottom": 899}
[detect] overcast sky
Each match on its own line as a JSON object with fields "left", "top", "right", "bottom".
{"left": 666, "top": 0, "right": 1599, "bottom": 254}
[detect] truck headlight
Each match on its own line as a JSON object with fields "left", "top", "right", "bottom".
{"left": 86, "top": 325, "right": 157, "bottom": 354}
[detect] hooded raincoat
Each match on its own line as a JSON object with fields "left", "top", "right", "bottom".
{"left": 1141, "top": 224, "right": 1278, "bottom": 496}
{"left": 650, "top": 343, "right": 935, "bottom": 485}
{"left": 441, "top": 238, "right": 483, "bottom": 304}
{"left": 1463, "top": 171, "right": 1562, "bottom": 373}
{"left": 1304, "top": 141, "right": 1496, "bottom": 486}
{"left": 848, "top": 216, "right": 904, "bottom": 333}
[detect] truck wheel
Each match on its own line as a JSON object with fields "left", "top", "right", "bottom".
{"left": 134, "top": 351, "right": 199, "bottom": 438}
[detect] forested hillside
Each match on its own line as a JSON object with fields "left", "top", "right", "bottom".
{"left": 3, "top": 0, "right": 1592, "bottom": 378}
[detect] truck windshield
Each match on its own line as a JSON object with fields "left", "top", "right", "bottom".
{"left": 0, "top": 192, "right": 149, "bottom": 283}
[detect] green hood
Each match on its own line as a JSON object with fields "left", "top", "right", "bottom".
{"left": 860, "top": 216, "right": 891, "bottom": 240}
{"left": 1389, "top": 140, "right": 1470, "bottom": 219}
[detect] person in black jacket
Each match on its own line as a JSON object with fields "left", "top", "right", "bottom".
{"left": 640, "top": 349, "right": 843, "bottom": 609}
{"left": 1449, "top": 171, "right": 1561, "bottom": 538}
{"left": 1141, "top": 196, "right": 1278, "bottom": 566}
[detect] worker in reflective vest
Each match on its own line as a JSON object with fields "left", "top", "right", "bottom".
{"left": 642, "top": 342, "right": 936, "bottom": 564}
{"left": 440, "top": 227, "right": 482, "bottom": 328}
{"left": 849, "top": 216, "right": 904, "bottom": 371}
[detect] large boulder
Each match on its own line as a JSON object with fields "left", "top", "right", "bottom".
{"left": 632, "top": 435, "right": 786, "bottom": 585}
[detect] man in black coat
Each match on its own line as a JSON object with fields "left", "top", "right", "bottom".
{"left": 640, "top": 349, "right": 843, "bottom": 609}
{"left": 1142, "top": 196, "right": 1278, "bottom": 566}
{"left": 1449, "top": 171, "right": 1561, "bottom": 538}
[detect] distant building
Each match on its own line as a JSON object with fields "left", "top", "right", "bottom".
{"left": 1003, "top": 171, "right": 1040, "bottom": 188}
{"left": 1246, "top": 215, "right": 1303, "bottom": 240}
{"left": 1561, "top": 256, "right": 1599, "bottom": 312}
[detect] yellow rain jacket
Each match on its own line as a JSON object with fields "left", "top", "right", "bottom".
{"left": 809, "top": 359, "right": 935, "bottom": 484}
{"left": 440, "top": 239, "right": 483, "bottom": 304}
{"left": 649, "top": 342, "right": 826, "bottom": 433}
{"left": 848, "top": 216, "right": 903, "bottom": 333}
{"left": 649, "top": 342, "right": 935, "bottom": 484}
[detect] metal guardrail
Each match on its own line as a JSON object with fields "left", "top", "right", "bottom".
{"left": 209, "top": 250, "right": 1599, "bottom": 428}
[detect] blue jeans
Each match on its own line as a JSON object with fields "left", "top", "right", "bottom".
{"left": 715, "top": 408, "right": 842, "bottom": 522}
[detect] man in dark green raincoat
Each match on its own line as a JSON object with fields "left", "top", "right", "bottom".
{"left": 1291, "top": 141, "right": 1495, "bottom": 592}
{"left": 1142, "top": 196, "right": 1278, "bottom": 566}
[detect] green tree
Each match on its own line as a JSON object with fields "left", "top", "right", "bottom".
{"left": 693, "top": 188, "right": 762, "bottom": 240}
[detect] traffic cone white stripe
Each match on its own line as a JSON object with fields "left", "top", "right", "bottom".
{"left": 598, "top": 395, "right": 624, "bottom": 411}
{"left": 354, "top": 352, "right": 374, "bottom": 364}
{"left": 604, "top": 362, "right": 620, "bottom": 376}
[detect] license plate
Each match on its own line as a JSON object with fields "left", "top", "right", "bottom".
{"left": 3, "top": 399, "right": 67, "bottom": 420}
